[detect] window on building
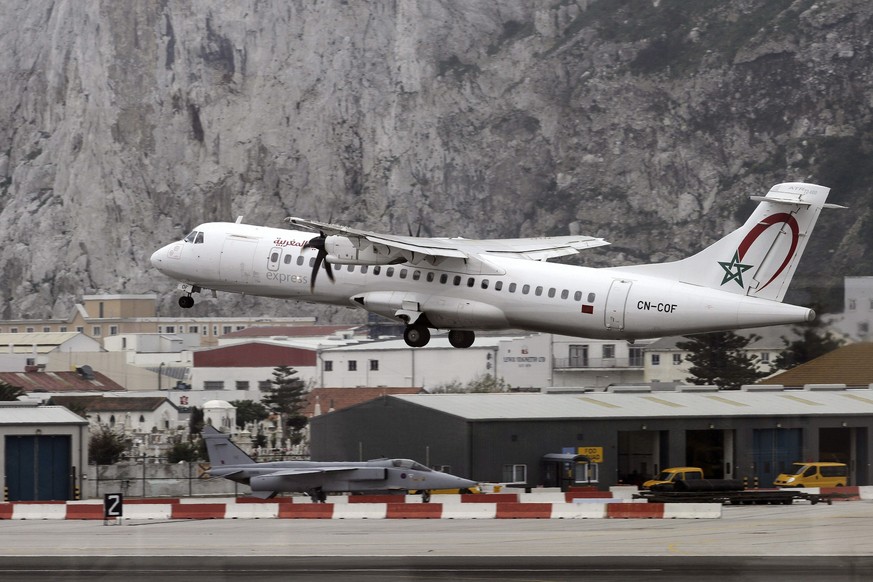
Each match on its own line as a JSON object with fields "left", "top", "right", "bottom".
{"left": 651, "top": 354, "right": 661, "bottom": 366}
{"left": 10, "top": 327, "right": 18, "bottom": 333}
{"left": 258, "top": 381, "right": 272, "bottom": 391}
{"left": 204, "top": 381, "right": 225, "bottom": 390}
{"left": 369, "top": 359, "right": 379, "bottom": 371}
{"left": 139, "top": 415, "right": 146, "bottom": 423}
{"left": 92, "top": 326, "right": 101, "bottom": 337}
{"left": 60, "top": 326, "right": 67, "bottom": 332}
{"left": 568, "top": 345, "right": 588, "bottom": 367}
{"left": 26, "top": 327, "right": 34, "bottom": 333}
{"left": 849, "top": 299, "right": 857, "bottom": 310}
{"left": 859, "top": 322, "right": 870, "bottom": 335}
{"left": 189, "top": 325, "right": 199, "bottom": 334}
{"left": 165, "top": 325, "right": 175, "bottom": 333}
{"left": 502, "top": 464, "right": 527, "bottom": 484}
{"left": 109, "top": 326, "right": 118, "bottom": 336}
{"left": 673, "top": 353, "right": 682, "bottom": 365}
{"left": 760, "top": 352, "right": 770, "bottom": 363}
{"left": 348, "top": 360, "right": 357, "bottom": 372}
{"left": 236, "top": 381, "right": 250, "bottom": 391}
{"left": 76, "top": 327, "right": 84, "bottom": 333}
{"left": 223, "top": 326, "right": 232, "bottom": 335}
{"left": 43, "top": 326, "right": 51, "bottom": 333}
{"left": 628, "top": 346, "right": 643, "bottom": 367}
{"left": 602, "top": 344, "right": 615, "bottom": 359}
{"left": 324, "top": 360, "right": 333, "bottom": 372}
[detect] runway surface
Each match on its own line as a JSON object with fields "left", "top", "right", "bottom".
{"left": 3, "top": 502, "right": 872, "bottom": 580}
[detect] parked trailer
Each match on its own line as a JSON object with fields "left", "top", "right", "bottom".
{"left": 634, "top": 479, "right": 831, "bottom": 505}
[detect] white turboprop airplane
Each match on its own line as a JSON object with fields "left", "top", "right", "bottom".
{"left": 151, "top": 182, "right": 841, "bottom": 348}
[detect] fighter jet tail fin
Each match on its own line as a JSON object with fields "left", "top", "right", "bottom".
{"left": 202, "top": 425, "right": 256, "bottom": 466}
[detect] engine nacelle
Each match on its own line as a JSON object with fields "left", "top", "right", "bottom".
{"left": 325, "top": 236, "right": 404, "bottom": 265}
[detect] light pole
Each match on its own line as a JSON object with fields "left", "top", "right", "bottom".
{"left": 158, "top": 362, "right": 165, "bottom": 391}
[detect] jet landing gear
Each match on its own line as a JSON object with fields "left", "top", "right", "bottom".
{"left": 448, "top": 330, "right": 475, "bottom": 349}
{"left": 178, "top": 295, "right": 194, "bottom": 309}
{"left": 403, "top": 324, "right": 431, "bottom": 347}
{"left": 308, "top": 488, "right": 327, "bottom": 503}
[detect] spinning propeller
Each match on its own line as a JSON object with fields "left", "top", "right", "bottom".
{"left": 302, "top": 232, "right": 335, "bottom": 291}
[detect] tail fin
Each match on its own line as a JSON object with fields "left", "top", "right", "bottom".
{"left": 618, "top": 183, "right": 841, "bottom": 302}
{"left": 202, "top": 425, "right": 256, "bottom": 466}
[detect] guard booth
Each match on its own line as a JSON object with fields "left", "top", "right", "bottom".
{"left": 541, "top": 453, "right": 598, "bottom": 491}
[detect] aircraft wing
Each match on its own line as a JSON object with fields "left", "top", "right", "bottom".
{"left": 266, "top": 467, "right": 359, "bottom": 477}
{"left": 286, "top": 217, "right": 608, "bottom": 261}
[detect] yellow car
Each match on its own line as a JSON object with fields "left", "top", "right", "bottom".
{"left": 774, "top": 462, "right": 848, "bottom": 488}
{"left": 641, "top": 467, "right": 704, "bottom": 490}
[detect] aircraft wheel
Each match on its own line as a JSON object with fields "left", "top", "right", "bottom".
{"left": 178, "top": 295, "right": 194, "bottom": 309}
{"left": 448, "top": 330, "right": 475, "bottom": 348}
{"left": 421, "top": 491, "right": 431, "bottom": 503}
{"left": 404, "top": 324, "right": 430, "bottom": 347}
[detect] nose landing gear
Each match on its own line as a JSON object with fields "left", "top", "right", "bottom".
{"left": 176, "top": 284, "right": 201, "bottom": 309}
{"left": 178, "top": 295, "right": 195, "bottom": 309}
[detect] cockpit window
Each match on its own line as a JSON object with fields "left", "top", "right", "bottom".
{"left": 392, "top": 459, "right": 431, "bottom": 472}
{"left": 184, "top": 231, "right": 205, "bottom": 244}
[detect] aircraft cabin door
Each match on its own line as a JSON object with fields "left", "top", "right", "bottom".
{"left": 219, "top": 236, "right": 259, "bottom": 284}
{"left": 605, "top": 279, "right": 632, "bottom": 331}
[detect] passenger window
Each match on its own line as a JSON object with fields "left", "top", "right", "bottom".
{"left": 373, "top": 266, "right": 381, "bottom": 275}
{"left": 467, "top": 277, "right": 475, "bottom": 287}
{"left": 588, "top": 292, "right": 596, "bottom": 302}
{"left": 561, "top": 289, "right": 569, "bottom": 299}
{"left": 361, "top": 266, "right": 368, "bottom": 274}
{"left": 399, "top": 269, "right": 407, "bottom": 279}
{"left": 509, "top": 283, "right": 516, "bottom": 293}
{"left": 426, "top": 272, "right": 434, "bottom": 282}
{"left": 574, "top": 291, "right": 582, "bottom": 301}
{"left": 297, "top": 256, "right": 305, "bottom": 266}
{"left": 386, "top": 267, "right": 394, "bottom": 277}
{"left": 284, "top": 255, "right": 293, "bottom": 264}
{"left": 347, "top": 265, "right": 354, "bottom": 272}
{"left": 271, "top": 252, "right": 280, "bottom": 263}
{"left": 413, "top": 270, "right": 421, "bottom": 281}
{"left": 440, "top": 274, "right": 448, "bottom": 284}
{"left": 309, "top": 257, "right": 315, "bottom": 267}
{"left": 548, "top": 288, "right": 556, "bottom": 298}
{"left": 453, "top": 276, "right": 461, "bottom": 286}
{"left": 495, "top": 281, "right": 503, "bottom": 291}
{"left": 522, "top": 284, "right": 530, "bottom": 294}
{"left": 535, "top": 286, "right": 543, "bottom": 296}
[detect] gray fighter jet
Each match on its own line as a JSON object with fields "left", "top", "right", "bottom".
{"left": 202, "top": 425, "right": 477, "bottom": 502}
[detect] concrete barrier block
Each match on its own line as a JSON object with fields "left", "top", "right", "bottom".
{"left": 663, "top": 503, "right": 722, "bottom": 519}
{"left": 332, "top": 503, "right": 387, "bottom": 519}
{"left": 442, "top": 503, "right": 497, "bottom": 519}
{"left": 551, "top": 503, "right": 607, "bottom": 519}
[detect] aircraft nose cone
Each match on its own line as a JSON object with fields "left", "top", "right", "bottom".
{"left": 150, "top": 248, "right": 163, "bottom": 270}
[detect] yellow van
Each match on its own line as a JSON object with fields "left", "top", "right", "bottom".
{"left": 641, "top": 467, "right": 704, "bottom": 490}
{"left": 773, "top": 462, "right": 848, "bottom": 488}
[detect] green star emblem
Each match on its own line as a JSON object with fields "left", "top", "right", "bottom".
{"left": 718, "top": 251, "right": 753, "bottom": 288}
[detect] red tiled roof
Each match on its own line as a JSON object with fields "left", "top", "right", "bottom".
{"left": 0, "top": 371, "right": 124, "bottom": 393}
{"left": 304, "top": 387, "right": 424, "bottom": 417}
{"left": 193, "top": 342, "right": 317, "bottom": 368}
{"left": 49, "top": 395, "right": 173, "bottom": 412}
{"left": 222, "top": 325, "right": 363, "bottom": 338}
{"left": 762, "top": 342, "right": 873, "bottom": 387}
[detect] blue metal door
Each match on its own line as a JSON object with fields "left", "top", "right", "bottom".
{"left": 5, "top": 435, "right": 72, "bottom": 501}
{"left": 753, "top": 428, "right": 802, "bottom": 487}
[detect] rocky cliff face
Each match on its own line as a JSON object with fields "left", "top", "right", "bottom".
{"left": 1, "top": 0, "right": 871, "bottom": 320}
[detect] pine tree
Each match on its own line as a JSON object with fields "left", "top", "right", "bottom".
{"left": 0, "top": 380, "right": 25, "bottom": 401}
{"left": 773, "top": 307, "right": 844, "bottom": 371}
{"left": 676, "top": 331, "right": 768, "bottom": 390}
{"left": 262, "top": 366, "right": 309, "bottom": 446}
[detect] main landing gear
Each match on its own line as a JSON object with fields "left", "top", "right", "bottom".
{"left": 402, "top": 325, "right": 476, "bottom": 348}
{"left": 403, "top": 324, "right": 430, "bottom": 347}
{"left": 308, "top": 487, "right": 327, "bottom": 503}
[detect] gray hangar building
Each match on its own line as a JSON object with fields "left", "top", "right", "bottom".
{"left": 309, "top": 385, "right": 873, "bottom": 489}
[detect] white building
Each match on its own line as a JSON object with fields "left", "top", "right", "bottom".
{"left": 0, "top": 332, "right": 104, "bottom": 372}
{"left": 837, "top": 276, "right": 873, "bottom": 341}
